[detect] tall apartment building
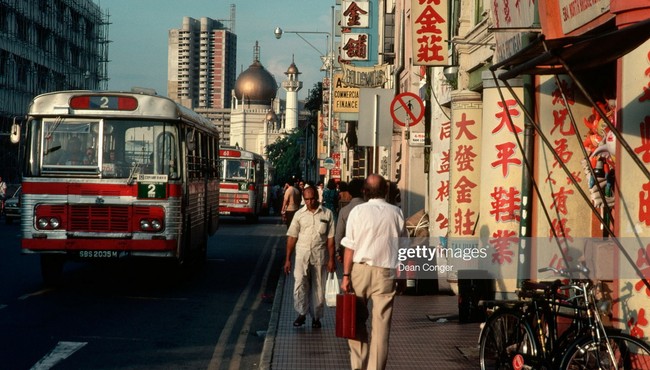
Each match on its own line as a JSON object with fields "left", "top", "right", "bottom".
{"left": 0, "top": 0, "right": 108, "bottom": 118}
{"left": 0, "top": 0, "right": 108, "bottom": 183}
{"left": 168, "top": 16, "right": 236, "bottom": 109}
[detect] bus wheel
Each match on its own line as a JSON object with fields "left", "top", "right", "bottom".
{"left": 41, "top": 255, "right": 65, "bottom": 286}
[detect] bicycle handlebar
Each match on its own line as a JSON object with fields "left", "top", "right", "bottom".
{"left": 538, "top": 264, "right": 590, "bottom": 278}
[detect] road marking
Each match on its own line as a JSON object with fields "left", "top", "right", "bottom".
{"left": 208, "top": 235, "right": 279, "bottom": 370}
{"left": 227, "top": 235, "right": 279, "bottom": 370}
{"left": 29, "top": 341, "right": 87, "bottom": 370}
{"left": 19, "top": 289, "right": 54, "bottom": 300}
{"left": 0, "top": 304, "right": 7, "bottom": 310}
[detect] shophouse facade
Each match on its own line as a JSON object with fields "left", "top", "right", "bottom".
{"left": 419, "top": 0, "right": 650, "bottom": 336}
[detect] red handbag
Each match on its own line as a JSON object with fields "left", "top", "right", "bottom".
{"left": 335, "top": 292, "right": 357, "bottom": 339}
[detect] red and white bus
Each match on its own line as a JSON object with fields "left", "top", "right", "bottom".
{"left": 262, "top": 163, "right": 275, "bottom": 215}
{"left": 11, "top": 90, "right": 220, "bottom": 284}
{"left": 218, "top": 146, "right": 264, "bottom": 222}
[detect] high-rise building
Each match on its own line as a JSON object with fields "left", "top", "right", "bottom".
{"left": 0, "top": 0, "right": 108, "bottom": 183}
{"left": 0, "top": 0, "right": 108, "bottom": 118}
{"left": 167, "top": 16, "right": 236, "bottom": 109}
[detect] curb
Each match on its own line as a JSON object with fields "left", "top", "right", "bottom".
{"left": 258, "top": 268, "right": 286, "bottom": 369}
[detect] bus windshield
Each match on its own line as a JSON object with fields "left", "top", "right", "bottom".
{"left": 28, "top": 118, "right": 180, "bottom": 179}
{"left": 221, "top": 159, "right": 255, "bottom": 181}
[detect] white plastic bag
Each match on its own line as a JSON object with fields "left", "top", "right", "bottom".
{"left": 325, "top": 271, "right": 340, "bottom": 307}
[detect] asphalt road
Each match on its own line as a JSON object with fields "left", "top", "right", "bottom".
{"left": 0, "top": 215, "right": 286, "bottom": 370}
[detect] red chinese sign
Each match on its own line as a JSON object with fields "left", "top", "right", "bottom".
{"left": 411, "top": 0, "right": 448, "bottom": 66}
{"left": 341, "top": 33, "right": 368, "bottom": 61}
{"left": 341, "top": 0, "right": 369, "bottom": 28}
{"left": 449, "top": 95, "right": 481, "bottom": 237}
{"left": 480, "top": 84, "right": 524, "bottom": 268}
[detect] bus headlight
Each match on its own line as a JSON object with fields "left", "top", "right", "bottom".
{"left": 151, "top": 219, "right": 162, "bottom": 230}
{"left": 139, "top": 218, "right": 164, "bottom": 232}
{"left": 38, "top": 217, "right": 49, "bottom": 229}
{"left": 140, "top": 219, "right": 151, "bottom": 230}
{"left": 37, "top": 217, "right": 61, "bottom": 230}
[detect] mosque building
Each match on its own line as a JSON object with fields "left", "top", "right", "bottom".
{"left": 230, "top": 42, "right": 307, "bottom": 157}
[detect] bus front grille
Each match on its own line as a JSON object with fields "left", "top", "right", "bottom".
{"left": 69, "top": 205, "right": 130, "bottom": 232}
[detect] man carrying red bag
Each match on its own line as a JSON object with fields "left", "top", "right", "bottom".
{"left": 340, "top": 174, "right": 407, "bottom": 370}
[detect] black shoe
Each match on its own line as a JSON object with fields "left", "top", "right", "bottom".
{"left": 293, "top": 314, "right": 306, "bottom": 327}
{"left": 312, "top": 319, "right": 322, "bottom": 328}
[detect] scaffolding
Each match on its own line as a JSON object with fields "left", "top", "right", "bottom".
{"left": 0, "top": 0, "right": 110, "bottom": 182}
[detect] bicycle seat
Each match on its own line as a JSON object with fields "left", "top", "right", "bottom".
{"left": 519, "top": 279, "right": 564, "bottom": 299}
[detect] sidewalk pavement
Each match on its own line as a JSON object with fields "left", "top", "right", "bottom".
{"left": 260, "top": 270, "right": 483, "bottom": 370}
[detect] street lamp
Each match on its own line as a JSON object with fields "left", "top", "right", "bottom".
{"left": 274, "top": 5, "right": 336, "bottom": 181}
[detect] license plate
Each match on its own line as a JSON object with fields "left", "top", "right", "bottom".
{"left": 78, "top": 250, "right": 129, "bottom": 259}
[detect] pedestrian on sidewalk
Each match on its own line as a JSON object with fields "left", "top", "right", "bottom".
{"left": 281, "top": 180, "right": 302, "bottom": 228}
{"left": 322, "top": 178, "right": 339, "bottom": 219}
{"left": 340, "top": 174, "right": 407, "bottom": 370}
{"left": 0, "top": 175, "right": 6, "bottom": 216}
{"left": 334, "top": 178, "right": 365, "bottom": 263}
{"left": 284, "top": 186, "right": 336, "bottom": 329}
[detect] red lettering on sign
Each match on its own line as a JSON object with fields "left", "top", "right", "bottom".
{"left": 490, "top": 230, "right": 517, "bottom": 265}
{"left": 455, "top": 113, "right": 477, "bottom": 140}
{"left": 343, "top": 2, "right": 367, "bottom": 26}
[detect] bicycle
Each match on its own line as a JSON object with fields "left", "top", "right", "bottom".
{"left": 479, "top": 265, "right": 650, "bottom": 369}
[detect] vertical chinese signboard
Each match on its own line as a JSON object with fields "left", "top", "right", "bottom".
{"left": 448, "top": 91, "right": 482, "bottom": 273}
{"left": 341, "top": 0, "right": 370, "bottom": 61}
{"left": 411, "top": 0, "right": 448, "bottom": 66}
{"left": 535, "top": 75, "right": 592, "bottom": 270}
{"left": 431, "top": 117, "right": 451, "bottom": 238}
{"left": 479, "top": 77, "right": 524, "bottom": 291}
{"left": 619, "top": 39, "right": 650, "bottom": 330}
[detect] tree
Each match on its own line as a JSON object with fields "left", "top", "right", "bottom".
{"left": 266, "top": 130, "right": 303, "bottom": 186}
{"left": 266, "top": 82, "right": 322, "bottom": 185}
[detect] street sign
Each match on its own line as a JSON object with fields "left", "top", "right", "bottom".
{"left": 390, "top": 92, "right": 424, "bottom": 127}
{"left": 323, "top": 157, "right": 336, "bottom": 170}
{"left": 410, "top": 132, "right": 426, "bottom": 146}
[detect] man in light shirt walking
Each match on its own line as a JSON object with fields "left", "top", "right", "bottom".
{"left": 340, "top": 174, "right": 407, "bottom": 370}
{"left": 284, "top": 186, "right": 336, "bottom": 329}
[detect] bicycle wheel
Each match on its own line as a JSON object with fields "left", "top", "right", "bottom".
{"left": 560, "top": 332, "right": 650, "bottom": 369}
{"left": 479, "top": 309, "right": 539, "bottom": 370}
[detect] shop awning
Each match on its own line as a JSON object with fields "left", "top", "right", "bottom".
{"left": 492, "top": 18, "right": 650, "bottom": 80}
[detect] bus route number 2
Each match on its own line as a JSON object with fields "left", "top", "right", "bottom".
{"left": 138, "top": 182, "right": 166, "bottom": 199}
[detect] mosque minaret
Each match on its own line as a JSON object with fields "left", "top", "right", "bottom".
{"left": 281, "top": 57, "right": 302, "bottom": 132}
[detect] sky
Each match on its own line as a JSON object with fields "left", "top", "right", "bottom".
{"left": 98, "top": 0, "right": 334, "bottom": 100}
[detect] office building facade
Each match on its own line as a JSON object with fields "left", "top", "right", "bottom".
{"left": 167, "top": 17, "right": 236, "bottom": 109}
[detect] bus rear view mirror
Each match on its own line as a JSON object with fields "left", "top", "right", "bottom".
{"left": 187, "top": 129, "right": 196, "bottom": 151}
{"left": 10, "top": 118, "right": 20, "bottom": 144}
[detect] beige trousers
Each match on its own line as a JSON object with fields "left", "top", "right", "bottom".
{"left": 348, "top": 263, "right": 396, "bottom": 370}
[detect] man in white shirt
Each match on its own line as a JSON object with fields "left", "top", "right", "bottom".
{"left": 340, "top": 174, "right": 407, "bottom": 370}
{"left": 284, "top": 186, "right": 336, "bottom": 329}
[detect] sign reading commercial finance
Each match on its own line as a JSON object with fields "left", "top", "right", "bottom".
{"left": 340, "top": 63, "right": 390, "bottom": 88}
{"left": 341, "top": 0, "right": 370, "bottom": 28}
{"left": 411, "top": 0, "right": 448, "bottom": 66}
{"left": 333, "top": 72, "right": 360, "bottom": 113}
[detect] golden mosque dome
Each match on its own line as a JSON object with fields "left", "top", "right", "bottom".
{"left": 234, "top": 59, "right": 278, "bottom": 105}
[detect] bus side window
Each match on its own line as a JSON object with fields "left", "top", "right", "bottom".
{"left": 157, "top": 132, "right": 177, "bottom": 178}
